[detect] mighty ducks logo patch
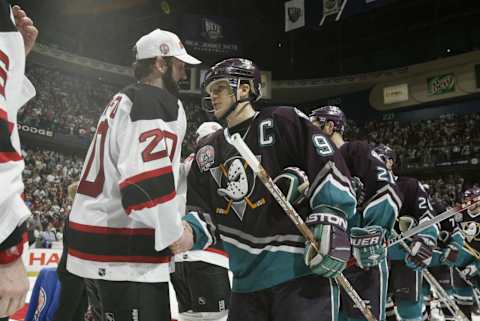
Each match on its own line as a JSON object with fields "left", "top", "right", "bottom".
{"left": 210, "top": 155, "right": 266, "bottom": 221}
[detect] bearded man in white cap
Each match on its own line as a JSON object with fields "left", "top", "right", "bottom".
{"left": 66, "top": 29, "right": 200, "bottom": 321}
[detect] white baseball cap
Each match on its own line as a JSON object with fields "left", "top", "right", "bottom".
{"left": 135, "top": 29, "right": 201, "bottom": 65}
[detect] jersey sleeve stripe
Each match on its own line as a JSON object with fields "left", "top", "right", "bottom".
{"left": 362, "top": 185, "right": 403, "bottom": 212}
{"left": 68, "top": 223, "right": 172, "bottom": 263}
{"left": 120, "top": 166, "right": 176, "bottom": 214}
{"left": 309, "top": 161, "right": 355, "bottom": 196}
{"left": 119, "top": 166, "right": 173, "bottom": 189}
{"left": 69, "top": 221, "right": 155, "bottom": 236}
{"left": 0, "top": 151, "right": 22, "bottom": 163}
{"left": 68, "top": 248, "right": 171, "bottom": 264}
{"left": 205, "top": 247, "right": 228, "bottom": 257}
{"left": 124, "top": 191, "right": 176, "bottom": 214}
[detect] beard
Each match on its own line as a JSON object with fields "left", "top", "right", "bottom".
{"left": 162, "top": 65, "right": 180, "bottom": 98}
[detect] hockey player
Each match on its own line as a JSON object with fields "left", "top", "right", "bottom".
{"left": 310, "top": 106, "right": 403, "bottom": 321}
{"left": 67, "top": 29, "right": 201, "bottom": 321}
{"left": 52, "top": 181, "right": 89, "bottom": 321}
{"left": 0, "top": 2, "right": 38, "bottom": 318}
{"left": 448, "top": 187, "right": 480, "bottom": 318}
{"left": 422, "top": 197, "right": 464, "bottom": 320}
{"left": 374, "top": 144, "right": 439, "bottom": 321}
{"left": 171, "top": 121, "right": 231, "bottom": 321}
{"left": 170, "top": 58, "right": 358, "bottom": 321}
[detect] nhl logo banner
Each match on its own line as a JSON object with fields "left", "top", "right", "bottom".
{"left": 180, "top": 14, "right": 242, "bottom": 58}
{"left": 285, "top": 0, "right": 305, "bottom": 32}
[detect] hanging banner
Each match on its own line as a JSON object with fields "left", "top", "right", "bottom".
{"left": 285, "top": 0, "right": 306, "bottom": 32}
{"left": 316, "top": 0, "right": 398, "bottom": 27}
{"left": 180, "top": 15, "right": 242, "bottom": 58}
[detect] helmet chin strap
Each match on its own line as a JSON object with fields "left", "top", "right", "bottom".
{"left": 217, "top": 87, "right": 250, "bottom": 122}
{"left": 218, "top": 98, "right": 250, "bottom": 122}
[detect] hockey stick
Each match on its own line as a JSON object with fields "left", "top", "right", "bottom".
{"left": 226, "top": 132, "right": 378, "bottom": 321}
{"left": 391, "top": 230, "right": 469, "bottom": 321}
{"left": 388, "top": 199, "right": 480, "bottom": 248}
{"left": 463, "top": 241, "right": 480, "bottom": 261}
{"left": 454, "top": 266, "right": 480, "bottom": 308}
{"left": 454, "top": 235, "right": 480, "bottom": 308}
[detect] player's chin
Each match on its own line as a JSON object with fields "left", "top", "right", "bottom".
{"left": 213, "top": 109, "right": 225, "bottom": 119}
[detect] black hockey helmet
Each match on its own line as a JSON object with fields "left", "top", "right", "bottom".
{"left": 373, "top": 144, "right": 396, "bottom": 163}
{"left": 463, "top": 186, "right": 480, "bottom": 201}
{"left": 202, "top": 58, "right": 262, "bottom": 103}
{"left": 462, "top": 186, "right": 480, "bottom": 218}
{"left": 309, "top": 105, "right": 346, "bottom": 134}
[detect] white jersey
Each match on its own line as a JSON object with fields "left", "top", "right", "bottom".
{"left": 0, "top": 2, "right": 36, "bottom": 245}
{"left": 175, "top": 153, "right": 229, "bottom": 268}
{"left": 67, "top": 83, "right": 186, "bottom": 282}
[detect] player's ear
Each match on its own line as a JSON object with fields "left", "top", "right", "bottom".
{"left": 326, "top": 121, "right": 335, "bottom": 134}
{"left": 238, "top": 83, "right": 251, "bottom": 100}
{"left": 154, "top": 56, "right": 167, "bottom": 74}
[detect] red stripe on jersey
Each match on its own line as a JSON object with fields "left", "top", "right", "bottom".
{"left": 119, "top": 166, "right": 173, "bottom": 190}
{"left": 0, "top": 233, "right": 27, "bottom": 264}
{"left": 68, "top": 248, "right": 171, "bottom": 264}
{"left": 0, "top": 108, "right": 15, "bottom": 134}
{"left": 69, "top": 221, "right": 155, "bottom": 236}
{"left": 205, "top": 247, "right": 228, "bottom": 257}
{"left": 0, "top": 67, "right": 6, "bottom": 97}
{"left": 0, "top": 151, "right": 22, "bottom": 163}
{"left": 0, "top": 50, "right": 10, "bottom": 71}
{"left": 125, "top": 191, "right": 176, "bottom": 214}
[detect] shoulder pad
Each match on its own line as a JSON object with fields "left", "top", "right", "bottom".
{"left": 123, "top": 83, "right": 179, "bottom": 122}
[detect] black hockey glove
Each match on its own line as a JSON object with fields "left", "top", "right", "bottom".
{"left": 273, "top": 167, "right": 309, "bottom": 206}
{"left": 405, "top": 236, "right": 435, "bottom": 269}
{"left": 304, "top": 206, "right": 351, "bottom": 278}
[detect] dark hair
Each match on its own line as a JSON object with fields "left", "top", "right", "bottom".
{"left": 132, "top": 46, "right": 157, "bottom": 80}
{"left": 132, "top": 58, "right": 156, "bottom": 81}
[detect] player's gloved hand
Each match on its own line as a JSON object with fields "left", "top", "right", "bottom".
{"left": 405, "top": 235, "right": 435, "bottom": 269}
{"left": 351, "top": 176, "right": 365, "bottom": 207}
{"left": 350, "top": 225, "right": 386, "bottom": 269}
{"left": 273, "top": 167, "right": 309, "bottom": 206}
{"left": 304, "top": 206, "right": 350, "bottom": 278}
{"left": 460, "top": 262, "right": 480, "bottom": 284}
{"left": 440, "top": 230, "right": 464, "bottom": 267}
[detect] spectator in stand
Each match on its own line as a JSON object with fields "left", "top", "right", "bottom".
{"left": 343, "top": 113, "right": 480, "bottom": 170}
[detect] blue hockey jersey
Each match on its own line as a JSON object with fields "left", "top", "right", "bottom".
{"left": 25, "top": 267, "right": 61, "bottom": 321}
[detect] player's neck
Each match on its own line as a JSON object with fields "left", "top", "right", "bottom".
{"left": 331, "top": 133, "right": 345, "bottom": 148}
{"left": 226, "top": 102, "right": 256, "bottom": 128}
{"left": 141, "top": 76, "right": 164, "bottom": 89}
